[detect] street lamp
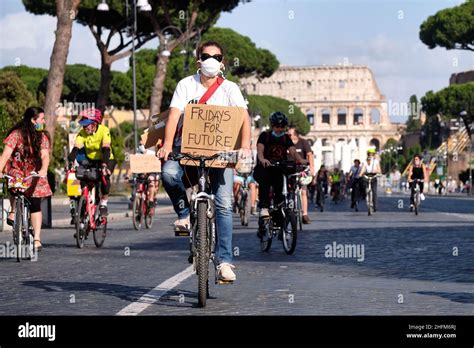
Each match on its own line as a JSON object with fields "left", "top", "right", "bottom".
{"left": 461, "top": 110, "right": 472, "bottom": 195}
{"left": 97, "top": 0, "right": 109, "bottom": 11}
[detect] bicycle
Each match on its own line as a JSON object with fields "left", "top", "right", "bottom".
{"left": 3, "top": 172, "right": 42, "bottom": 262}
{"left": 363, "top": 174, "right": 379, "bottom": 216}
{"left": 75, "top": 166, "right": 107, "bottom": 248}
{"left": 169, "top": 151, "right": 235, "bottom": 308}
{"left": 236, "top": 172, "right": 253, "bottom": 226}
{"left": 331, "top": 182, "right": 341, "bottom": 204}
{"left": 411, "top": 179, "right": 423, "bottom": 216}
{"left": 288, "top": 166, "right": 310, "bottom": 232}
{"left": 258, "top": 161, "right": 301, "bottom": 255}
{"left": 315, "top": 180, "right": 326, "bottom": 212}
{"left": 129, "top": 174, "right": 156, "bottom": 230}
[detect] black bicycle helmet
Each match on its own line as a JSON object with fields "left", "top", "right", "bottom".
{"left": 269, "top": 111, "right": 289, "bottom": 127}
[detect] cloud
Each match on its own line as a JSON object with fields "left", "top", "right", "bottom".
{"left": 0, "top": 12, "right": 55, "bottom": 51}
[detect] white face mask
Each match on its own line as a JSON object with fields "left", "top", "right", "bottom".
{"left": 199, "top": 57, "right": 222, "bottom": 77}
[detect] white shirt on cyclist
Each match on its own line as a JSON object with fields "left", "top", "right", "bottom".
{"left": 362, "top": 158, "right": 380, "bottom": 174}
{"left": 169, "top": 74, "right": 248, "bottom": 148}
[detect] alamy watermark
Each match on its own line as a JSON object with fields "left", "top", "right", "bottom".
{"left": 55, "top": 100, "right": 96, "bottom": 117}
{"left": 325, "top": 241, "right": 365, "bottom": 262}
{"left": 0, "top": 242, "right": 38, "bottom": 262}
{"left": 387, "top": 100, "right": 422, "bottom": 119}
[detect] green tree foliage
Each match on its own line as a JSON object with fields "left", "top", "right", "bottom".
{"left": 421, "top": 83, "right": 474, "bottom": 149}
{"left": 132, "top": 27, "right": 279, "bottom": 111}
{"left": 406, "top": 94, "right": 422, "bottom": 132}
{"left": 201, "top": 27, "right": 279, "bottom": 79}
{"left": 0, "top": 71, "right": 35, "bottom": 119}
{"left": 419, "top": 0, "right": 474, "bottom": 52}
{"left": 0, "top": 66, "right": 48, "bottom": 101}
{"left": 247, "top": 95, "right": 310, "bottom": 135}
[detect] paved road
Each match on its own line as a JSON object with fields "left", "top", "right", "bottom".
{"left": 0, "top": 193, "right": 472, "bottom": 315}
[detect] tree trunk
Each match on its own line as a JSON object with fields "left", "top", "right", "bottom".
{"left": 96, "top": 57, "right": 113, "bottom": 112}
{"left": 149, "top": 53, "right": 170, "bottom": 122}
{"left": 44, "top": 0, "right": 81, "bottom": 148}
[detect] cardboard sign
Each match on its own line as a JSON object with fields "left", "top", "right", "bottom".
{"left": 141, "top": 110, "right": 170, "bottom": 149}
{"left": 180, "top": 104, "right": 246, "bottom": 168}
{"left": 129, "top": 154, "right": 162, "bottom": 174}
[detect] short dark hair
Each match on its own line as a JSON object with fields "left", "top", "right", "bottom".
{"left": 354, "top": 159, "right": 360, "bottom": 164}
{"left": 288, "top": 126, "right": 299, "bottom": 136}
{"left": 197, "top": 41, "right": 224, "bottom": 59}
{"left": 414, "top": 154, "right": 422, "bottom": 160}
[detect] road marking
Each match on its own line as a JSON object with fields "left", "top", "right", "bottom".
{"left": 116, "top": 265, "right": 194, "bottom": 316}
{"left": 442, "top": 213, "right": 474, "bottom": 221}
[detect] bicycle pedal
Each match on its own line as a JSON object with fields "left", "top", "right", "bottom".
{"left": 175, "top": 229, "right": 190, "bottom": 237}
{"left": 217, "top": 279, "right": 234, "bottom": 285}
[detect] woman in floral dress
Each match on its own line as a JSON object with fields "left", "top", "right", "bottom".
{"left": 0, "top": 107, "right": 52, "bottom": 251}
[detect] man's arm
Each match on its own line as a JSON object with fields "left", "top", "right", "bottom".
{"left": 307, "top": 151, "right": 315, "bottom": 176}
{"left": 288, "top": 146, "right": 307, "bottom": 164}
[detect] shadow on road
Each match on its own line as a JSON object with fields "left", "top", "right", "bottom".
{"left": 415, "top": 291, "right": 474, "bottom": 304}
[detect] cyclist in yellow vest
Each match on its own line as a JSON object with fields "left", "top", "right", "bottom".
{"left": 67, "top": 108, "right": 115, "bottom": 217}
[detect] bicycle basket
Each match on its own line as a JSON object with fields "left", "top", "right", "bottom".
{"left": 76, "top": 166, "right": 99, "bottom": 181}
{"left": 235, "top": 159, "right": 253, "bottom": 174}
{"left": 299, "top": 175, "right": 313, "bottom": 186}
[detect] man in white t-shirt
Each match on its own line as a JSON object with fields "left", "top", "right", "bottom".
{"left": 359, "top": 148, "right": 381, "bottom": 212}
{"left": 158, "top": 41, "right": 251, "bottom": 282}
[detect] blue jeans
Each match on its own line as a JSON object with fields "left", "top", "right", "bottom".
{"left": 161, "top": 159, "right": 234, "bottom": 264}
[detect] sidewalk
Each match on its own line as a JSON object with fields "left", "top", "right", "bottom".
{"left": 1, "top": 193, "right": 174, "bottom": 231}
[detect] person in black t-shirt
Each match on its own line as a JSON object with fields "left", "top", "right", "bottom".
{"left": 253, "top": 112, "right": 307, "bottom": 220}
{"left": 288, "top": 126, "right": 314, "bottom": 224}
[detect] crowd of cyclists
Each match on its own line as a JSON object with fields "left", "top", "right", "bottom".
{"left": 0, "top": 40, "right": 432, "bottom": 284}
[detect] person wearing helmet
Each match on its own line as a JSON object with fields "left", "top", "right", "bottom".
{"left": 287, "top": 126, "right": 314, "bottom": 224}
{"left": 359, "top": 147, "right": 381, "bottom": 211}
{"left": 253, "top": 111, "right": 308, "bottom": 225}
{"left": 67, "top": 108, "right": 115, "bottom": 218}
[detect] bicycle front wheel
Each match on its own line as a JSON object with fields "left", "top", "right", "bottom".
{"left": 367, "top": 190, "right": 372, "bottom": 216}
{"left": 145, "top": 204, "right": 154, "bottom": 229}
{"left": 14, "top": 199, "right": 23, "bottom": 262}
{"left": 282, "top": 210, "right": 298, "bottom": 254}
{"left": 132, "top": 195, "right": 142, "bottom": 230}
{"left": 241, "top": 192, "right": 251, "bottom": 226}
{"left": 93, "top": 215, "right": 107, "bottom": 248}
{"left": 197, "top": 201, "right": 209, "bottom": 308}
{"left": 75, "top": 196, "right": 87, "bottom": 248}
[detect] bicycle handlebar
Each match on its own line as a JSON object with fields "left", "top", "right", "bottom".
{"left": 169, "top": 151, "right": 237, "bottom": 163}
{"left": 3, "top": 172, "right": 44, "bottom": 181}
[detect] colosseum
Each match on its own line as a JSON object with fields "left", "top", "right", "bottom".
{"left": 241, "top": 65, "right": 403, "bottom": 172}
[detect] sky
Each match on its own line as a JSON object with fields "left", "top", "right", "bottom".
{"left": 0, "top": 0, "right": 473, "bottom": 122}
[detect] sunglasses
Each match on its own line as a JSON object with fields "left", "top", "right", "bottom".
{"left": 200, "top": 53, "right": 223, "bottom": 62}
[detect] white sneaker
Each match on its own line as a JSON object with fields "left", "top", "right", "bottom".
{"left": 420, "top": 193, "right": 425, "bottom": 201}
{"left": 259, "top": 208, "right": 270, "bottom": 218}
{"left": 173, "top": 216, "right": 190, "bottom": 230}
{"left": 217, "top": 263, "right": 236, "bottom": 281}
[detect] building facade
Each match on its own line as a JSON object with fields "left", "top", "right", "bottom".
{"left": 241, "top": 65, "right": 402, "bottom": 172}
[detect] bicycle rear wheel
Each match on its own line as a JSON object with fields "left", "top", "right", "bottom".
{"left": 282, "top": 210, "right": 298, "bottom": 254}
{"left": 197, "top": 201, "right": 209, "bottom": 308}
{"left": 93, "top": 213, "right": 107, "bottom": 248}
{"left": 132, "top": 195, "right": 142, "bottom": 230}
{"left": 75, "top": 196, "right": 87, "bottom": 248}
